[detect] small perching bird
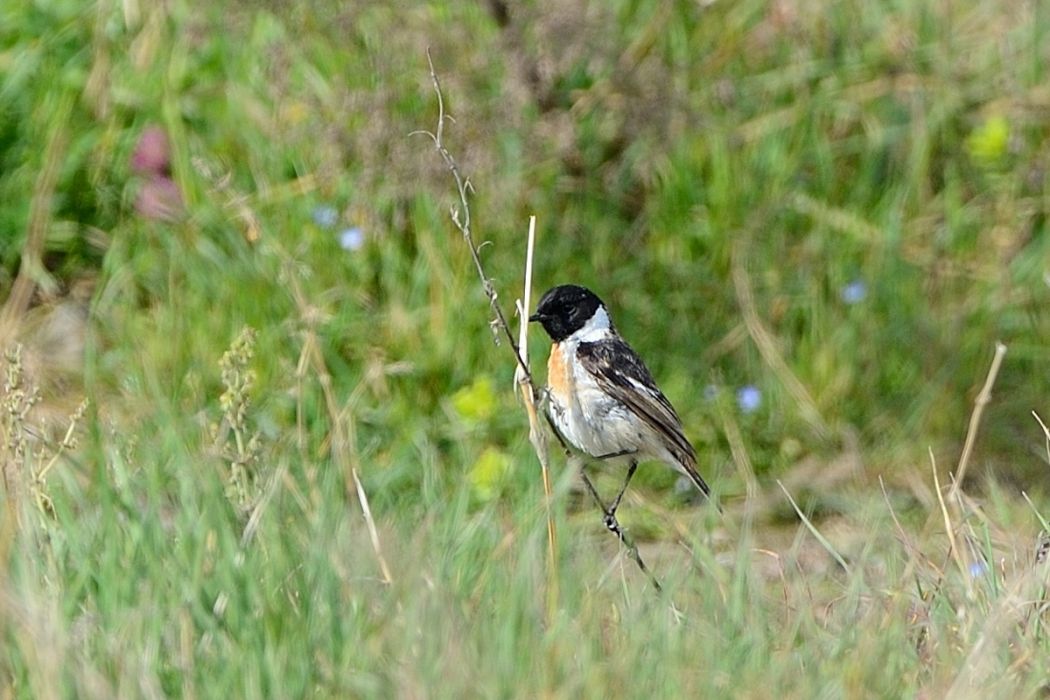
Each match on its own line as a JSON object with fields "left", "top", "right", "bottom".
{"left": 529, "top": 284, "right": 715, "bottom": 526}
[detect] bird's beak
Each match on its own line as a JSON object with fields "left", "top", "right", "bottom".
{"left": 528, "top": 312, "right": 543, "bottom": 323}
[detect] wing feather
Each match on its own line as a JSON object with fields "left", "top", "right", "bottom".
{"left": 576, "top": 338, "right": 709, "bottom": 495}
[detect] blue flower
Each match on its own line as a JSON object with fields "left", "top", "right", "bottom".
{"left": 736, "top": 385, "right": 761, "bottom": 414}
{"left": 338, "top": 227, "right": 365, "bottom": 251}
{"left": 312, "top": 205, "right": 339, "bottom": 229}
{"left": 969, "top": 561, "right": 988, "bottom": 579}
{"left": 840, "top": 279, "right": 867, "bottom": 305}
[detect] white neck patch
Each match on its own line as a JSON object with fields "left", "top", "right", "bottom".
{"left": 573, "top": 305, "right": 613, "bottom": 342}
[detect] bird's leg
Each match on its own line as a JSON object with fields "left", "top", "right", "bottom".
{"left": 594, "top": 449, "right": 637, "bottom": 529}
{"left": 577, "top": 471, "right": 621, "bottom": 534}
{"left": 578, "top": 466, "right": 662, "bottom": 592}
{"left": 604, "top": 460, "right": 638, "bottom": 530}
{"left": 578, "top": 470, "right": 611, "bottom": 517}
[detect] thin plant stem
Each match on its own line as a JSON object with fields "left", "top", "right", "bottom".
{"left": 777, "top": 480, "right": 850, "bottom": 574}
{"left": 949, "top": 342, "right": 1007, "bottom": 498}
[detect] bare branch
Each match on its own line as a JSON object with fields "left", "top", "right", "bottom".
{"left": 414, "top": 48, "right": 534, "bottom": 387}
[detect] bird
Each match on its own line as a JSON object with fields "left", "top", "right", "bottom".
{"left": 529, "top": 284, "right": 715, "bottom": 527}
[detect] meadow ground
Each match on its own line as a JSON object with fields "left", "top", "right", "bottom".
{"left": 3, "top": 0, "right": 1050, "bottom": 697}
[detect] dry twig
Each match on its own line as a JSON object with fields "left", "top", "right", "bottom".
{"left": 514, "top": 217, "right": 558, "bottom": 601}
{"left": 949, "top": 342, "right": 1007, "bottom": 497}
{"left": 412, "top": 50, "right": 531, "bottom": 383}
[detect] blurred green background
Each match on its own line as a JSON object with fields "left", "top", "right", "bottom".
{"left": 4, "top": 0, "right": 1048, "bottom": 488}
{"left": 2, "top": 0, "right": 1050, "bottom": 696}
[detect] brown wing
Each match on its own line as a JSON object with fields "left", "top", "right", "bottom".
{"left": 576, "top": 338, "right": 709, "bottom": 496}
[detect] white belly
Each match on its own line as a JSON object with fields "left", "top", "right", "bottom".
{"left": 547, "top": 348, "right": 647, "bottom": 463}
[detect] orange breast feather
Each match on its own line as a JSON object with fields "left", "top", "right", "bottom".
{"left": 547, "top": 343, "right": 572, "bottom": 404}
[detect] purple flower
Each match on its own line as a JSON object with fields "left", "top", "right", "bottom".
{"left": 131, "top": 125, "right": 172, "bottom": 176}
{"left": 135, "top": 175, "right": 183, "bottom": 221}
{"left": 338, "top": 227, "right": 365, "bottom": 251}
{"left": 311, "top": 205, "right": 338, "bottom": 229}
{"left": 131, "top": 125, "right": 183, "bottom": 221}
{"left": 736, "top": 385, "right": 761, "bottom": 414}
{"left": 840, "top": 280, "right": 867, "bottom": 305}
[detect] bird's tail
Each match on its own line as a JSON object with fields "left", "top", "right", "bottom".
{"left": 679, "top": 458, "right": 722, "bottom": 513}
{"left": 684, "top": 464, "right": 711, "bottom": 497}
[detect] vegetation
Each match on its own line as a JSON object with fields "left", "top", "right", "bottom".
{"left": 2, "top": 0, "right": 1049, "bottom": 696}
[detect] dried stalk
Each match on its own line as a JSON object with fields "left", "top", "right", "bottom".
{"left": 949, "top": 342, "right": 1007, "bottom": 498}
{"left": 413, "top": 49, "right": 531, "bottom": 384}
{"left": 514, "top": 217, "right": 558, "bottom": 600}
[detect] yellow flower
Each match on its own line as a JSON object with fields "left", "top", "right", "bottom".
{"left": 966, "top": 115, "right": 1009, "bottom": 167}
{"left": 468, "top": 447, "right": 511, "bottom": 501}
{"left": 451, "top": 375, "right": 496, "bottom": 423}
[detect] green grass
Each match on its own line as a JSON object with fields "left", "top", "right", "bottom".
{"left": 3, "top": 0, "right": 1050, "bottom": 696}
